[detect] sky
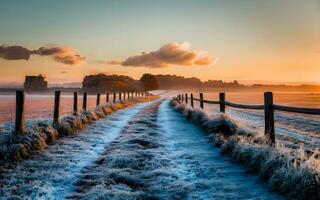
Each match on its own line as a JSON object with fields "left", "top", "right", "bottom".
{"left": 0, "top": 0, "right": 319, "bottom": 85}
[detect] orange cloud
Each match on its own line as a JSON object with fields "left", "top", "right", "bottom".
{"left": 35, "top": 47, "right": 85, "bottom": 65}
{"left": 0, "top": 45, "right": 85, "bottom": 65}
{"left": 108, "top": 42, "right": 215, "bottom": 68}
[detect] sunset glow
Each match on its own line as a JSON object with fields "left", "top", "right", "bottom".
{"left": 0, "top": 0, "right": 319, "bottom": 85}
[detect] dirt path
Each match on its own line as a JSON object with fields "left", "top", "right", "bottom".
{"left": 0, "top": 99, "right": 283, "bottom": 199}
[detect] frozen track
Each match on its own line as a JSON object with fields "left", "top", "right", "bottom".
{"left": 158, "top": 100, "right": 283, "bottom": 199}
{"left": 0, "top": 101, "right": 152, "bottom": 199}
{"left": 0, "top": 99, "right": 284, "bottom": 199}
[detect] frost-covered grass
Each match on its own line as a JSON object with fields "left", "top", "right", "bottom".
{"left": 0, "top": 100, "right": 155, "bottom": 199}
{"left": 0, "top": 97, "right": 157, "bottom": 162}
{"left": 67, "top": 100, "right": 190, "bottom": 199}
{"left": 171, "top": 99, "right": 320, "bottom": 200}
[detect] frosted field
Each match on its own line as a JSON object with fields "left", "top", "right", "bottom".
{"left": 186, "top": 92, "right": 320, "bottom": 152}
{"left": 0, "top": 98, "right": 287, "bottom": 199}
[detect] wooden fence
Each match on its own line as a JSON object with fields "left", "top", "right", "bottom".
{"left": 177, "top": 92, "right": 320, "bottom": 145}
{"left": 15, "top": 91, "right": 147, "bottom": 133}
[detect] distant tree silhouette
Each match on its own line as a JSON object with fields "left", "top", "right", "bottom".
{"left": 140, "top": 74, "right": 159, "bottom": 91}
{"left": 82, "top": 73, "right": 143, "bottom": 92}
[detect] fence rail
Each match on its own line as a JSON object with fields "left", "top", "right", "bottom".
{"left": 224, "top": 101, "right": 264, "bottom": 110}
{"left": 14, "top": 91, "right": 148, "bottom": 133}
{"left": 177, "top": 92, "right": 319, "bottom": 145}
{"left": 272, "top": 104, "right": 320, "bottom": 115}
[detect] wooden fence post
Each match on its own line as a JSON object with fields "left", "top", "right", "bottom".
{"left": 219, "top": 92, "right": 225, "bottom": 113}
{"left": 113, "top": 92, "right": 116, "bottom": 103}
{"left": 190, "top": 93, "right": 194, "bottom": 107}
{"left": 53, "top": 91, "right": 61, "bottom": 124}
{"left": 264, "top": 92, "right": 275, "bottom": 145}
{"left": 181, "top": 93, "right": 184, "bottom": 102}
{"left": 200, "top": 93, "right": 204, "bottom": 109}
{"left": 83, "top": 92, "right": 87, "bottom": 111}
{"left": 73, "top": 92, "right": 78, "bottom": 114}
{"left": 15, "top": 90, "right": 25, "bottom": 133}
{"left": 96, "top": 93, "right": 100, "bottom": 106}
{"left": 106, "top": 92, "right": 109, "bottom": 103}
{"left": 185, "top": 93, "right": 188, "bottom": 104}
{"left": 119, "top": 92, "right": 122, "bottom": 101}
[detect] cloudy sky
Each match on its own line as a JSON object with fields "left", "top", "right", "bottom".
{"left": 0, "top": 0, "right": 319, "bottom": 85}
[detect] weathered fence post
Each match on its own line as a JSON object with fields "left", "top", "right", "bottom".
{"left": 15, "top": 90, "right": 25, "bottom": 133}
{"left": 113, "top": 92, "right": 116, "bottom": 103}
{"left": 73, "top": 92, "right": 78, "bottom": 114}
{"left": 264, "top": 92, "right": 275, "bottom": 145}
{"left": 219, "top": 92, "right": 225, "bottom": 113}
{"left": 181, "top": 93, "right": 184, "bottom": 102}
{"left": 178, "top": 94, "right": 180, "bottom": 102}
{"left": 185, "top": 93, "right": 188, "bottom": 104}
{"left": 96, "top": 93, "right": 100, "bottom": 106}
{"left": 83, "top": 92, "right": 87, "bottom": 111}
{"left": 190, "top": 93, "right": 194, "bottom": 107}
{"left": 199, "top": 93, "right": 204, "bottom": 109}
{"left": 53, "top": 91, "right": 61, "bottom": 124}
{"left": 119, "top": 92, "right": 122, "bottom": 101}
{"left": 106, "top": 92, "right": 109, "bottom": 103}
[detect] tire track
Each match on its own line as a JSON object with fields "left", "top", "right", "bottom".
{"left": 67, "top": 100, "right": 189, "bottom": 199}
{"left": 159, "top": 100, "right": 284, "bottom": 199}
{"left": 0, "top": 101, "right": 153, "bottom": 200}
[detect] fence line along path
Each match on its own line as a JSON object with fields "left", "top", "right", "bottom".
{"left": 177, "top": 92, "right": 320, "bottom": 145}
{"left": 14, "top": 90, "right": 148, "bottom": 133}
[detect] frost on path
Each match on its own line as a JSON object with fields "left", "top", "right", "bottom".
{"left": 67, "top": 100, "right": 189, "bottom": 199}
{"left": 157, "top": 100, "right": 283, "bottom": 199}
{"left": 0, "top": 101, "right": 152, "bottom": 199}
{"left": 0, "top": 99, "right": 283, "bottom": 200}
{"left": 67, "top": 100, "right": 283, "bottom": 199}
